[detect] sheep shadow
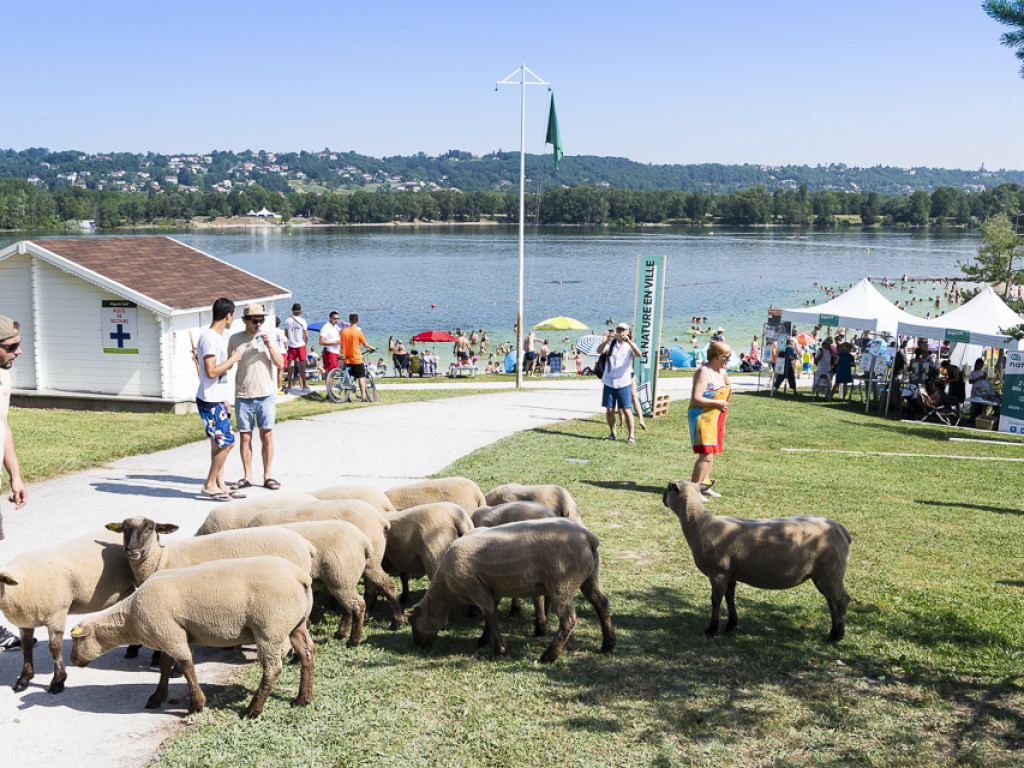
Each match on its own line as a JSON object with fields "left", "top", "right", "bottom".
{"left": 583, "top": 479, "right": 667, "bottom": 495}
{"left": 917, "top": 499, "right": 1023, "bottom": 517}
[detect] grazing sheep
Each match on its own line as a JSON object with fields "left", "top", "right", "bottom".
{"left": 246, "top": 499, "right": 403, "bottom": 630}
{"left": 70, "top": 556, "right": 315, "bottom": 719}
{"left": 277, "top": 521, "right": 371, "bottom": 646}
{"left": 471, "top": 501, "right": 557, "bottom": 528}
{"left": 311, "top": 484, "right": 397, "bottom": 512}
{"left": 385, "top": 477, "right": 485, "bottom": 513}
{"left": 662, "top": 479, "right": 851, "bottom": 642}
{"left": 382, "top": 502, "right": 473, "bottom": 603}
{"left": 484, "top": 483, "right": 581, "bottom": 522}
{"left": 0, "top": 528, "right": 136, "bottom": 693}
{"left": 407, "top": 518, "right": 615, "bottom": 662}
{"left": 106, "top": 517, "right": 315, "bottom": 585}
{"left": 195, "top": 492, "right": 318, "bottom": 535}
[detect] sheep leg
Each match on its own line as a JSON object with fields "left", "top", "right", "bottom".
{"left": 47, "top": 629, "right": 67, "bottom": 694}
{"left": 365, "top": 565, "right": 403, "bottom": 630}
{"left": 705, "top": 579, "right": 727, "bottom": 637}
{"left": 532, "top": 597, "right": 547, "bottom": 637}
{"left": 288, "top": 621, "right": 315, "bottom": 709}
{"left": 580, "top": 577, "right": 616, "bottom": 653}
{"left": 125, "top": 644, "right": 142, "bottom": 658}
{"left": 398, "top": 573, "right": 411, "bottom": 604}
{"left": 813, "top": 577, "right": 850, "bottom": 643}
{"left": 179, "top": 656, "right": 206, "bottom": 715}
{"left": 145, "top": 652, "right": 174, "bottom": 709}
{"left": 539, "top": 595, "right": 577, "bottom": 663}
{"left": 13, "top": 627, "right": 35, "bottom": 692}
{"left": 481, "top": 609, "right": 507, "bottom": 658}
{"left": 509, "top": 597, "right": 522, "bottom": 617}
{"left": 723, "top": 581, "right": 739, "bottom": 633}
{"left": 333, "top": 594, "right": 366, "bottom": 647}
{"left": 242, "top": 654, "right": 282, "bottom": 719}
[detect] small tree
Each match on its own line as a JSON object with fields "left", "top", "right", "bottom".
{"left": 959, "top": 212, "right": 1024, "bottom": 297}
{"left": 984, "top": 0, "right": 1024, "bottom": 77}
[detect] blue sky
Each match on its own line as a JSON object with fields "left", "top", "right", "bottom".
{"left": 6, "top": 0, "right": 1022, "bottom": 169}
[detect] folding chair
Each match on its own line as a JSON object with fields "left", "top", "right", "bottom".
{"left": 916, "top": 388, "right": 956, "bottom": 425}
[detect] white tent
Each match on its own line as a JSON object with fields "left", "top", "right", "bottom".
{"left": 895, "top": 286, "right": 1024, "bottom": 350}
{"left": 781, "top": 278, "right": 922, "bottom": 335}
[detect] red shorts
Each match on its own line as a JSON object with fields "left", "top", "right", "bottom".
{"left": 323, "top": 351, "right": 340, "bottom": 371}
{"left": 286, "top": 346, "right": 307, "bottom": 362}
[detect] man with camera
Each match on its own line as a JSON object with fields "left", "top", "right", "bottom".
{"left": 596, "top": 322, "right": 643, "bottom": 444}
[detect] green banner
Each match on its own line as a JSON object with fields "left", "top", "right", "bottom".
{"left": 818, "top": 314, "right": 839, "bottom": 325}
{"left": 633, "top": 254, "right": 666, "bottom": 416}
{"left": 999, "top": 350, "right": 1024, "bottom": 434}
{"left": 944, "top": 328, "right": 971, "bottom": 343}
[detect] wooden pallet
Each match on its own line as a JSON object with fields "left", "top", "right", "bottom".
{"left": 652, "top": 394, "right": 671, "bottom": 418}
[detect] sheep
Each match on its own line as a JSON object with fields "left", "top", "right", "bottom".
{"left": 194, "top": 492, "right": 318, "bottom": 535}
{"left": 484, "top": 483, "right": 582, "bottom": 522}
{"left": 311, "top": 484, "right": 397, "bottom": 512}
{"left": 70, "top": 556, "right": 315, "bottom": 719}
{"left": 385, "top": 477, "right": 485, "bottom": 513}
{"left": 0, "top": 528, "right": 136, "bottom": 693}
{"left": 106, "top": 517, "right": 316, "bottom": 586}
{"left": 471, "top": 501, "right": 557, "bottom": 528}
{"left": 407, "top": 518, "right": 615, "bottom": 662}
{"left": 246, "top": 499, "right": 403, "bottom": 629}
{"left": 276, "top": 521, "right": 371, "bottom": 646}
{"left": 662, "top": 479, "right": 851, "bottom": 642}
{"left": 382, "top": 502, "right": 474, "bottom": 604}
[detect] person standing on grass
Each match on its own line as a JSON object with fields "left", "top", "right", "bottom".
{"left": 282, "top": 303, "right": 309, "bottom": 392}
{"left": 340, "top": 313, "right": 376, "bottom": 401}
{"left": 772, "top": 334, "right": 798, "bottom": 395}
{"left": 0, "top": 316, "right": 28, "bottom": 652}
{"left": 689, "top": 340, "right": 732, "bottom": 498}
{"left": 597, "top": 322, "right": 643, "bottom": 444}
{"left": 319, "top": 311, "right": 343, "bottom": 375}
{"left": 228, "top": 304, "right": 284, "bottom": 491}
{"left": 196, "top": 298, "right": 244, "bottom": 501}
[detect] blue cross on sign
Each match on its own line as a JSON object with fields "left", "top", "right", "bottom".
{"left": 109, "top": 324, "right": 132, "bottom": 348}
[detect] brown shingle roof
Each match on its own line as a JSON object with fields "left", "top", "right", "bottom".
{"left": 31, "top": 236, "right": 288, "bottom": 311}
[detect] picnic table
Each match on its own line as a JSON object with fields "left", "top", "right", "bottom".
{"left": 448, "top": 364, "right": 478, "bottom": 378}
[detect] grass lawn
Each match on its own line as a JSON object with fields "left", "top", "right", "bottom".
{"left": 149, "top": 391, "right": 1024, "bottom": 768}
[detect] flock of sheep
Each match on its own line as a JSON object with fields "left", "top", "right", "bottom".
{"left": 0, "top": 476, "right": 851, "bottom": 719}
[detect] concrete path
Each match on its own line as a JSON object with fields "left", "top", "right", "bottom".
{"left": 0, "top": 375, "right": 760, "bottom": 768}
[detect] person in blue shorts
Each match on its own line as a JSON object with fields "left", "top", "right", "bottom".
{"left": 597, "top": 323, "right": 643, "bottom": 444}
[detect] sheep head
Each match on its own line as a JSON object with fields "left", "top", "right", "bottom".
{"left": 69, "top": 623, "right": 100, "bottom": 667}
{"left": 406, "top": 604, "right": 437, "bottom": 649}
{"left": 106, "top": 517, "right": 179, "bottom": 561}
{"left": 662, "top": 480, "right": 706, "bottom": 522}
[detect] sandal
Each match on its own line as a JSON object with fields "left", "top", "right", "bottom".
{"left": 626, "top": 437, "right": 636, "bottom": 445}
{"left": 227, "top": 490, "right": 247, "bottom": 499}
{"left": 602, "top": 434, "right": 617, "bottom": 441}
{"left": 264, "top": 478, "right": 281, "bottom": 490}
{"left": 230, "top": 479, "right": 253, "bottom": 490}
{"left": 198, "top": 489, "right": 230, "bottom": 502}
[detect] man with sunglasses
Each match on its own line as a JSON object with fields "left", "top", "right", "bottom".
{"left": 228, "top": 304, "right": 284, "bottom": 491}
{"left": 0, "top": 316, "right": 27, "bottom": 651}
{"left": 196, "top": 298, "right": 243, "bottom": 501}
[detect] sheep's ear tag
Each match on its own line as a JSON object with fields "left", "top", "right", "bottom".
{"left": 106, "top": 523, "right": 123, "bottom": 533}
{"left": 155, "top": 524, "right": 179, "bottom": 535}
{"left": 0, "top": 573, "right": 17, "bottom": 586}
{"left": 70, "top": 627, "right": 83, "bottom": 637}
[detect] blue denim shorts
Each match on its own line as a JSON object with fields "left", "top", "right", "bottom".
{"left": 235, "top": 395, "right": 276, "bottom": 432}
{"left": 602, "top": 384, "right": 632, "bottom": 410}
{"left": 197, "top": 400, "right": 235, "bottom": 447}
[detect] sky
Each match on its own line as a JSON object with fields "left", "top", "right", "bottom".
{"left": 5, "top": 0, "right": 1023, "bottom": 170}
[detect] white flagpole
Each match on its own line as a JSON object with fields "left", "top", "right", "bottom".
{"left": 497, "top": 63, "right": 549, "bottom": 389}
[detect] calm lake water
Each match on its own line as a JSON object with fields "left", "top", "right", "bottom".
{"left": 1, "top": 226, "right": 980, "bottom": 356}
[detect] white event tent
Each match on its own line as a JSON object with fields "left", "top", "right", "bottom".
{"left": 895, "top": 286, "right": 1024, "bottom": 350}
{"left": 781, "top": 278, "right": 922, "bottom": 335}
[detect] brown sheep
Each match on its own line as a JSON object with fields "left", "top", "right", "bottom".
{"left": 382, "top": 502, "right": 473, "bottom": 603}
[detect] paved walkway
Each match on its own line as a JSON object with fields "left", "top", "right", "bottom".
{"left": 0, "top": 376, "right": 760, "bottom": 768}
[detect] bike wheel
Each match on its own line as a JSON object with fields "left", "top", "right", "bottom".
{"left": 365, "top": 374, "right": 377, "bottom": 403}
{"left": 326, "top": 368, "right": 351, "bottom": 403}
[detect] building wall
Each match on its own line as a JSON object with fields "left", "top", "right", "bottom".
{"left": 0, "top": 252, "right": 37, "bottom": 389}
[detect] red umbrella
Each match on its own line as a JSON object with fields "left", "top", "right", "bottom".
{"left": 794, "top": 332, "right": 817, "bottom": 347}
{"left": 411, "top": 330, "right": 457, "bottom": 343}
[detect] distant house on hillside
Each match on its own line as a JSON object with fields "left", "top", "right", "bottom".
{"left": 0, "top": 236, "right": 290, "bottom": 411}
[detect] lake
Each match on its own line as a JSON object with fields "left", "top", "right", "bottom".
{"left": 0, "top": 225, "right": 980, "bottom": 357}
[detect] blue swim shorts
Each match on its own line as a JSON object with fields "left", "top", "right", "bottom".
{"left": 197, "top": 399, "right": 235, "bottom": 447}
{"left": 602, "top": 384, "right": 632, "bottom": 410}
{"left": 235, "top": 395, "right": 276, "bottom": 432}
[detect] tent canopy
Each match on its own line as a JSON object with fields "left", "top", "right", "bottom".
{"left": 781, "top": 278, "right": 922, "bottom": 335}
{"left": 896, "top": 286, "right": 1024, "bottom": 349}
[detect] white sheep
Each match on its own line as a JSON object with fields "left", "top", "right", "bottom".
{"left": 311, "top": 484, "right": 397, "bottom": 512}
{"left": 407, "top": 518, "right": 615, "bottom": 662}
{"left": 382, "top": 502, "right": 473, "bottom": 604}
{"left": 484, "top": 483, "right": 582, "bottom": 522}
{"left": 194, "top": 492, "right": 318, "bottom": 535}
{"left": 471, "top": 501, "right": 557, "bottom": 528}
{"left": 385, "top": 477, "right": 486, "bottom": 513}
{"left": 70, "top": 556, "right": 315, "bottom": 719}
{"left": 277, "top": 521, "right": 371, "bottom": 646}
{"left": 0, "top": 528, "right": 136, "bottom": 693}
{"left": 662, "top": 479, "right": 852, "bottom": 642}
{"left": 246, "top": 499, "right": 403, "bottom": 630}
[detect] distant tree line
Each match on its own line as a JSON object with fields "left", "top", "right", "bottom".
{"left": 3, "top": 178, "right": 1024, "bottom": 230}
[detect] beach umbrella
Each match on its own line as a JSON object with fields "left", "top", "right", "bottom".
{"left": 533, "top": 316, "right": 588, "bottom": 331}
{"left": 794, "top": 332, "right": 817, "bottom": 347}
{"left": 411, "top": 330, "right": 456, "bottom": 343}
{"left": 574, "top": 334, "right": 603, "bottom": 356}
{"left": 308, "top": 321, "right": 327, "bottom": 334}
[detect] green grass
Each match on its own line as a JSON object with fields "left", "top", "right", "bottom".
{"left": 151, "top": 392, "right": 1024, "bottom": 767}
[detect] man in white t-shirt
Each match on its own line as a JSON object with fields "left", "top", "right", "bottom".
{"left": 319, "top": 311, "right": 343, "bottom": 374}
{"left": 597, "top": 322, "right": 643, "bottom": 444}
{"left": 196, "top": 298, "right": 243, "bottom": 500}
{"left": 281, "top": 303, "right": 309, "bottom": 392}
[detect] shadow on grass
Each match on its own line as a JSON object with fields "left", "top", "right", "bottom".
{"left": 532, "top": 427, "right": 612, "bottom": 442}
{"left": 917, "top": 499, "right": 1023, "bottom": 516}
{"left": 583, "top": 479, "right": 667, "bottom": 495}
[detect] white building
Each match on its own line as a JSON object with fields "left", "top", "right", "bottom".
{"left": 0, "top": 236, "right": 290, "bottom": 412}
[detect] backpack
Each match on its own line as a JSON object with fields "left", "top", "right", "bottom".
{"left": 593, "top": 338, "right": 616, "bottom": 378}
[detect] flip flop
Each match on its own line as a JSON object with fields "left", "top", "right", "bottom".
{"left": 626, "top": 437, "right": 636, "bottom": 445}
{"left": 264, "top": 478, "right": 281, "bottom": 490}
{"left": 198, "top": 490, "right": 230, "bottom": 502}
{"left": 230, "top": 479, "right": 253, "bottom": 490}
{"left": 603, "top": 434, "right": 617, "bottom": 441}
{"left": 227, "top": 490, "right": 247, "bottom": 499}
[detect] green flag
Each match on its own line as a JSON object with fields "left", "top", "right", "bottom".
{"left": 545, "top": 94, "right": 562, "bottom": 171}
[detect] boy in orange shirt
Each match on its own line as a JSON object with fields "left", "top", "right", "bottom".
{"left": 340, "top": 313, "right": 377, "bottom": 401}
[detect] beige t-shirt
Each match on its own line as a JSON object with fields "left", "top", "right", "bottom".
{"left": 228, "top": 332, "right": 276, "bottom": 400}
{"left": 0, "top": 367, "right": 10, "bottom": 536}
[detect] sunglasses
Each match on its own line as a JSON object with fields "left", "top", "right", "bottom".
{"left": 0, "top": 341, "right": 20, "bottom": 352}
{"left": 246, "top": 317, "right": 265, "bottom": 324}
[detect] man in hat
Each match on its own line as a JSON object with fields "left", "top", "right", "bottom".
{"left": 596, "top": 322, "right": 643, "bottom": 444}
{"left": 196, "top": 298, "right": 243, "bottom": 500}
{"left": 0, "top": 316, "right": 27, "bottom": 650}
{"left": 228, "top": 304, "right": 284, "bottom": 490}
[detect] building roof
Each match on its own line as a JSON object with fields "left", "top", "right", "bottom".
{"left": 2, "top": 236, "right": 289, "bottom": 315}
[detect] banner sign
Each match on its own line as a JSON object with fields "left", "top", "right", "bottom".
{"left": 818, "top": 314, "right": 839, "bottom": 326}
{"left": 633, "top": 254, "right": 666, "bottom": 416}
{"left": 944, "top": 328, "right": 971, "bottom": 343}
{"left": 102, "top": 300, "right": 139, "bottom": 354}
{"left": 999, "top": 350, "right": 1024, "bottom": 434}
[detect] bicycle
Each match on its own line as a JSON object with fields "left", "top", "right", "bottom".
{"left": 325, "top": 366, "right": 377, "bottom": 404}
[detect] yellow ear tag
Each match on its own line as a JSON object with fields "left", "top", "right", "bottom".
{"left": 70, "top": 627, "right": 82, "bottom": 637}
